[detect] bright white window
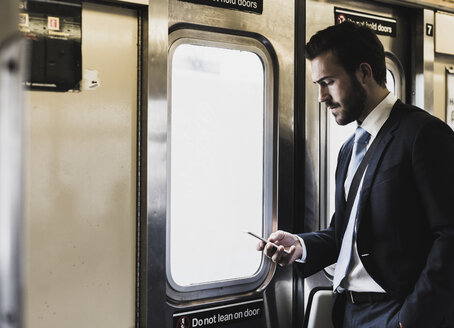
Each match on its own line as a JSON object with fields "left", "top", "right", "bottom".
{"left": 386, "top": 69, "right": 396, "bottom": 95}
{"left": 169, "top": 43, "right": 266, "bottom": 287}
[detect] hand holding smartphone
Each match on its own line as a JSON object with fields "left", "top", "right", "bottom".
{"left": 245, "top": 231, "right": 290, "bottom": 254}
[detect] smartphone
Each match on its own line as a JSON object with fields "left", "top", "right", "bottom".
{"left": 245, "top": 231, "right": 290, "bottom": 254}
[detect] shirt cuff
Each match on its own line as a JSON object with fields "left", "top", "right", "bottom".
{"left": 295, "top": 235, "right": 307, "bottom": 263}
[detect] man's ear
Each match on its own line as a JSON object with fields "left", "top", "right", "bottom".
{"left": 357, "top": 62, "right": 373, "bottom": 84}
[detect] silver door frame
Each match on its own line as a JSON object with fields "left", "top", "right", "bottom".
{"left": 141, "top": 0, "right": 169, "bottom": 326}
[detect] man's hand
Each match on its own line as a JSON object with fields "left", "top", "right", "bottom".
{"left": 256, "top": 230, "right": 303, "bottom": 266}
{"left": 399, "top": 323, "right": 404, "bottom": 328}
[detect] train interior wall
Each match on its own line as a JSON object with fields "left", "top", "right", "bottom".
{"left": 24, "top": 2, "right": 138, "bottom": 327}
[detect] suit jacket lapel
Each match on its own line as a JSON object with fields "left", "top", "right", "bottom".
{"left": 334, "top": 136, "right": 354, "bottom": 240}
{"left": 333, "top": 100, "right": 404, "bottom": 242}
{"left": 357, "top": 101, "right": 404, "bottom": 219}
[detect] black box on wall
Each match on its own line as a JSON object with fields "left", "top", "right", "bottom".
{"left": 19, "top": 0, "right": 82, "bottom": 92}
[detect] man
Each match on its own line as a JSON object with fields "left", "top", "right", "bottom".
{"left": 258, "top": 22, "right": 454, "bottom": 328}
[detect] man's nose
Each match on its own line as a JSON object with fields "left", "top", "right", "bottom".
{"left": 318, "top": 85, "right": 330, "bottom": 103}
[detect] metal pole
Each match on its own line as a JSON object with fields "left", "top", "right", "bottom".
{"left": 0, "top": 0, "right": 26, "bottom": 327}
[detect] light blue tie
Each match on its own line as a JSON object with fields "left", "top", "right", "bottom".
{"left": 333, "top": 126, "right": 371, "bottom": 291}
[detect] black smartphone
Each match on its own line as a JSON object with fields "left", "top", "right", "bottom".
{"left": 245, "top": 231, "right": 290, "bottom": 254}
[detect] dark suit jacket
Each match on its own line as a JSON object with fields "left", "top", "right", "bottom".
{"left": 299, "top": 100, "right": 454, "bottom": 327}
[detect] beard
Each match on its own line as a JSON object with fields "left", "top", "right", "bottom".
{"left": 329, "top": 75, "right": 367, "bottom": 126}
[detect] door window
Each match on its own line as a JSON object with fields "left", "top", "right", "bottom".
{"left": 167, "top": 31, "right": 276, "bottom": 299}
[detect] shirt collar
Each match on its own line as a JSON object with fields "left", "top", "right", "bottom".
{"left": 360, "top": 92, "right": 398, "bottom": 138}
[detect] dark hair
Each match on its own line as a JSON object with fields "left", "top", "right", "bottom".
{"left": 305, "top": 22, "right": 387, "bottom": 86}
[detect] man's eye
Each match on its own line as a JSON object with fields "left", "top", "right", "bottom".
{"left": 320, "top": 80, "right": 333, "bottom": 87}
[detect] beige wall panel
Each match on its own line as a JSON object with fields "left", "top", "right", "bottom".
{"left": 434, "top": 54, "right": 454, "bottom": 122}
{"left": 0, "top": 0, "right": 18, "bottom": 43}
{"left": 435, "top": 12, "right": 454, "bottom": 55}
{"left": 24, "top": 3, "right": 138, "bottom": 328}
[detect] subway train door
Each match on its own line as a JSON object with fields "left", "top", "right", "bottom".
{"left": 142, "top": 0, "right": 299, "bottom": 327}
{"left": 303, "top": 0, "right": 432, "bottom": 326}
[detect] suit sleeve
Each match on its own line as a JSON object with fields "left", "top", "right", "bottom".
{"left": 399, "top": 120, "right": 454, "bottom": 327}
{"left": 297, "top": 221, "right": 338, "bottom": 278}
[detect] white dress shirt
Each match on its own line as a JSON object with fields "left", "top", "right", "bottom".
{"left": 299, "top": 92, "right": 398, "bottom": 292}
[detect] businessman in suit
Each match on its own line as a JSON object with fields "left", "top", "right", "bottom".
{"left": 258, "top": 22, "right": 454, "bottom": 328}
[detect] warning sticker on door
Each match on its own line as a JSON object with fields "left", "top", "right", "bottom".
{"left": 334, "top": 7, "right": 397, "bottom": 37}
{"left": 173, "top": 299, "right": 263, "bottom": 328}
{"left": 178, "top": 0, "right": 263, "bottom": 15}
